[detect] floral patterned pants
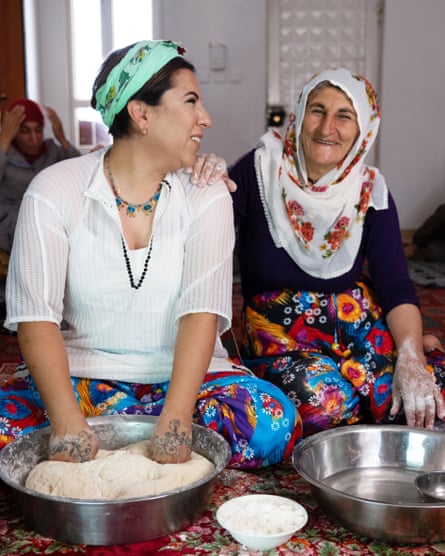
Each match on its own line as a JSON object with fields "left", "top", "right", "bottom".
{"left": 241, "top": 281, "right": 445, "bottom": 436}
{"left": 0, "top": 367, "right": 301, "bottom": 469}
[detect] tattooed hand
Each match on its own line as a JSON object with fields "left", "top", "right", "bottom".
{"left": 48, "top": 429, "right": 99, "bottom": 462}
{"left": 148, "top": 418, "right": 192, "bottom": 464}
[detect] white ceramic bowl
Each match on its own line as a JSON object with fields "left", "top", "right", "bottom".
{"left": 216, "top": 494, "right": 308, "bottom": 551}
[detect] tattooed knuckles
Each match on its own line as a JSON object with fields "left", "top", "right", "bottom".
{"left": 150, "top": 418, "right": 192, "bottom": 464}
{"left": 48, "top": 429, "right": 99, "bottom": 463}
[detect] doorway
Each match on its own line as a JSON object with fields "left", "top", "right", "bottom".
{"left": 0, "top": 0, "right": 26, "bottom": 116}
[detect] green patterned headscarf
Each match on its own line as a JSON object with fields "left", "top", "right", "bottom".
{"left": 95, "top": 40, "right": 185, "bottom": 128}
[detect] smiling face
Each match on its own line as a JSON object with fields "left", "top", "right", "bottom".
{"left": 300, "top": 85, "right": 359, "bottom": 181}
{"left": 145, "top": 68, "right": 212, "bottom": 172}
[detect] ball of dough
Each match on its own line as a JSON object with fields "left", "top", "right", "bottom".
{"left": 25, "top": 440, "right": 215, "bottom": 500}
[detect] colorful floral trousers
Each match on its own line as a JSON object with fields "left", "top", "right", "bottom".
{"left": 0, "top": 367, "right": 302, "bottom": 469}
{"left": 241, "top": 281, "right": 445, "bottom": 436}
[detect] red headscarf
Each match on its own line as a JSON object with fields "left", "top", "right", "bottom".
{"left": 7, "top": 98, "right": 47, "bottom": 162}
{"left": 7, "top": 98, "right": 45, "bottom": 126}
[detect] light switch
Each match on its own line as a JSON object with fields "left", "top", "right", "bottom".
{"left": 209, "top": 42, "right": 226, "bottom": 71}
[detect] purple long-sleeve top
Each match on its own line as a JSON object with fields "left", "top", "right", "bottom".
{"left": 229, "top": 149, "right": 419, "bottom": 316}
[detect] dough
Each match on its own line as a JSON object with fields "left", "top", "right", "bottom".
{"left": 25, "top": 440, "right": 215, "bottom": 500}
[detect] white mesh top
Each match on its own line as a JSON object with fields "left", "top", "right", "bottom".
{"left": 5, "top": 148, "right": 234, "bottom": 383}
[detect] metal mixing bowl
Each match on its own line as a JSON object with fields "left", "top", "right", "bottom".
{"left": 415, "top": 471, "right": 445, "bottom": 502}
{"left": 0, "top": 415, "right": 231, "bottom": 545}
{"left": 293, "top": 424, "right": 445, "bottom": 544}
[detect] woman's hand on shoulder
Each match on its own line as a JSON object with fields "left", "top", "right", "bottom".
{"left": 186, "top": 153, "right": 237, "bottom": 191}
{"left": 148, "top": 414, "right": 192, "bottom": 464}
{"left": 48, "top": 428, "right": 99, "bottom": 463}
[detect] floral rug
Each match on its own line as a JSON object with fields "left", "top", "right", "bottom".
{"left": 2, "top": 459, "right": 445, "bottom": 556}
{"left": 414, "top": 287, "right": 445, "bottom": 342}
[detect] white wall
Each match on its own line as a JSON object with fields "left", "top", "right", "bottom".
{"left": 154, "top": 0, "right": 267, "bottom": 165}
{"left": 23, "top": 0, "right": 75, "bottom": 143}
{"left": 378, "top": 0, "right": 445, "bottom": 228}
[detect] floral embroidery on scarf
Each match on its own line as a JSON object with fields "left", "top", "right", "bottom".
{"left": 356, "top": 168, "right": 375, "bottom": 216}
{"left": 321, "top": 216, "right": 351, "bottom": 257}
{"left": 283, "top": 190, "right": 315, "bottom": 249}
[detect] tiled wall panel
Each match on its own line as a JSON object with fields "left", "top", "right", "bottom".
{"left": 277, "top": 0, "right": 368, "bottom": 114}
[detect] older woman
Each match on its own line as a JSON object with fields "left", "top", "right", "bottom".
{"left": 227, "top": 68, "right": 445, "bottom": 434}
{"left": 1, "top": 40, "right": 300, "bottom": 468}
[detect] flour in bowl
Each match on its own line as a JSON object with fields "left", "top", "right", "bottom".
{"left": 25, "top": 440, "right": 215, "bottom": 500}
{"left": 217, "top": 495, "right": 307, "bottom": 535}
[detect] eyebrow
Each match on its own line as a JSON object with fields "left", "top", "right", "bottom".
{"left": 185, "top": 91, "right": 200, "bottom": 100}
{"left": 20, "top": 123, "right": 43, "bottom": 130}
{"left": 307, "top": 101, "right": 355, "bottom": 115}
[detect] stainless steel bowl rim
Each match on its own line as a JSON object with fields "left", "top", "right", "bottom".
{"left": 294, "top": 424, "right": 445, "bottom": 508}
{"left": 0, "top": 416, "right": 230, "bottom": 504}
{"left": 414, "top": 471, "right": 445, "bottom": 501}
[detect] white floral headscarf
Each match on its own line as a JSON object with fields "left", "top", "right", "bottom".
{"left": 255, "top": 68, "right": 388, "bottom": 279}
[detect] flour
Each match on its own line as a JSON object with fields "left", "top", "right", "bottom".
{"left": 25, "top": 440, "right": 215, "bottom": 500}
{"left": 218, "top": 495, "right": 307, "bottom": 535}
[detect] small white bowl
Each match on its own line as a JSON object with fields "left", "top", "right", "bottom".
{"left": 216, "top": 494, "right": 308, "bottom": 551}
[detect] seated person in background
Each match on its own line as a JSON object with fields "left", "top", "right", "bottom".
{"left": 409, "top": 204, "right": 445, "bottom": 263}
{"left": 0, "top": 98, "right": 80, "bottom": 321}
{"left": 1, "top": 40, "right": 300, "bottom": 468}
{"left": 225, "top": 68, "right": 445, "bottom": 434}
{"left": 0, "top": 98, "right": 80, "bottom": 255}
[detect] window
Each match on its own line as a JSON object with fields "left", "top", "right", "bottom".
{"left": 70, "top": 0, "right": 153, "bottom": 149}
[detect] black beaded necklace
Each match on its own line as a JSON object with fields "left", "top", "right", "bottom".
{"left": 104, "top": 149, "right": 163, "bottom": 290}
{"left": 120, "top": 235, "right": 154, "bottom": 290}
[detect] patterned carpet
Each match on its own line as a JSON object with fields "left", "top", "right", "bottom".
{"left": 415, "top": 286, "right": 445, "bottom": 342}
{"left": 0, "top": 332, "right": 21, "bottom": 376}
{"left": 1, "top": 284, "right": 445, "bottom": 555}
{"left": 408, "top": 260, "right": 445, "bottom": 288}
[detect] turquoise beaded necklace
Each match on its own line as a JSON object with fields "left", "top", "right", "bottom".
{"left": 105, "top": 149, "right": 163, "bottom": 217}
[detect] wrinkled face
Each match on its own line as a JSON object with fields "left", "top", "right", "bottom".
{"left": 146, "top": 68, "right": 212, "bottom": 171}
{"left": 300, "top": 85, "right": 359, "bottom": 181}
{"left": 14, "top": 121, "right": 44, "bottom": 156}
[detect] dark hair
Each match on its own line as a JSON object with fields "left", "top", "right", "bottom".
{"left": 91, "top": 43, "right": 195, "bottom": 139}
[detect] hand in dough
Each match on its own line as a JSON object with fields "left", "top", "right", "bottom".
{"left": 49, "top": 428, "right": 99, "bottom": 462}
{"left": 148, "top": 417, "right": 192, "bottom": 464}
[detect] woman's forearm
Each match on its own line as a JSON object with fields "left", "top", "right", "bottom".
{"left": 150, "top": 312, "right": 217, "bottom": 463}
{"left": 17, "top": 321, "right": 87, "bottom": 434}
{"left": 386, "top": 303, "right": 424, "bottom": 357}
{"left": 164, "top": 312, "right": 217, "bottom": 415}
